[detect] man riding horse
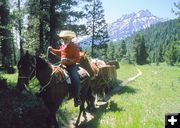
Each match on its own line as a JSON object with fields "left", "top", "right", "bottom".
{"left": 48, "top": 30, "right": 81, "bottom": 107}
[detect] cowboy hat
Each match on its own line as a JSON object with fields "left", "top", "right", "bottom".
{"left": 58, "top": 30, "right": 76, "bottom": 38}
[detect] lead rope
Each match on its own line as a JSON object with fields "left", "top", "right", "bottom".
{"left": 47, "top": 47, "right": 62, "bottom": 75}
{"left": 37, "top": 49, "right": 54, "bottom": 93}
{"left": 39, "top": 76, "right": 54, "bottom": 93}
{"left": 38, "top": 48, "right": 64, "bottom": 93}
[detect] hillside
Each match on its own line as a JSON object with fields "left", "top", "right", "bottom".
{"left": 124, "top": 18, "right": 179, "bottom": 63}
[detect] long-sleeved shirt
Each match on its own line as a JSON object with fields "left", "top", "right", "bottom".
{"left": 50, "top": 42, "right": 80, "bottom": 65}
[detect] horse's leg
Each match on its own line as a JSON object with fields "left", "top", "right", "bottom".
{"left": 75, "top": 106, "right": 82, "bottom": 126}
{"left": 53, "top": 113, "right": 59, "bottom": 128}
{"left": 46, "top": 112, "right": 59, "bottom": 128}
{"left": 90, "top": 95, "right": 96, "bottom": 111}
{"left": 75, "top": 102, "right": 85, "bottom": 126}
{"left": 104, "top": 85, "right": 109, "bottom": 96}
{"left": 82, "top": 100, "right": 87, "bottom": 121}
{"left": 46, "top": 104, "right": 60, "bottom": 128}
{"left": 46, "top": 113, "right": 51, "bottom": 128}
{"left": 101, "top": 83, "right": 109, "bottom": 102}
{"left": 86, "top": 96, "right": 95, "bottom": 112}
{"left": 46, "top": 113, "right": 54, "bottom": 128}
{"left": 86, "top": 87, "right": 95, "bottom": 112}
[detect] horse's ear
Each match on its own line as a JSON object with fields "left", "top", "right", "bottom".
{"left": 24, "top": 51, "right": 30, "bottom": 58}
{"left": 25, "top": 51, "right": 29, "bottom": 55}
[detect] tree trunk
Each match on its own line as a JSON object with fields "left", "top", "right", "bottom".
{"left": 38, "top": 0, "right": 44, "bottom": 56}
{"left": 49, "top": 0, "right": 56, "bottom": 48}
{"left": 91, "top": 0, "right": 95, "bottom": 57}
{"left": 18, "top": 0, "right": 24, "bottom": 57}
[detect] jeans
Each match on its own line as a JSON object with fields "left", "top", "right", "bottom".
{"left": 66, "top": 64, "right": 80, "bottom": 98}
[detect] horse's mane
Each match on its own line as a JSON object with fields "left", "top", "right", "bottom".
{"left": 36, "top": 57, "right": 50, "bottom": 67}
{"left": 35, "top": 56, "right": 66, "bottom": 82}
{"left": 79, "top": 51, "right": 98, "bottom": 77}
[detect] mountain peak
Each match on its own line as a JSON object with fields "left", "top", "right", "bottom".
{"left": 108, "top": 10, "right": 163, "bottom": 41}
{"left": 79, "top": 10, "right": 164, "bottom": 47}
{"left": 136, "top": 9, "right": 154, "bottom": 18}
{"left": 138, "top": 9, "right": 152, "bottom": 14}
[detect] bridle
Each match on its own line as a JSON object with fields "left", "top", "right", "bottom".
{"left": 18, "top": 48, "right": 75, "bottom": 94}
{"left": 18, "top": 57, "right": 37, "bottom": 81}
{"left": 18, "top": 57, "right": 37, "bottom": 92}
{"left": 17, "top": 55, "right": 68, "bottom": 94}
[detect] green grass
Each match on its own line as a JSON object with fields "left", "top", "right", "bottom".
{"left": 117, "top": 63, "right": 138, "bottom": 80}
{"left": 93, "top": 63, "right": 180, "bottom": 128}
{"left": 2, "top": 63, "right": 180, "bottom": 128}
{"left": 1, "top": 73, "right": 18, "bottom": 86}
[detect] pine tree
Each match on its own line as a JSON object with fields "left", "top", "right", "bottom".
{"left": 85, "top": 0, "right": 109, "bottom": 57}
{"left": 139, "top": 36, "right": 148, "bottom": 64}
{"left": 172, "top": 1, "right": 180, "bottom": 18}
{"left": 118, "top": 40, "right": 127, "bottom": 60}
{"left": 0, "top": 0, "right": 13, "bottom": 68}
{"left": 165, "top": 40, "right": 180, "bottom": 66}
{"left": 11, "top": 0, "right": 27, "bottom": 60}
{"left": 107, "top": 42, "right": 115, "bottom": 60}
{"left": 131, "top": 34, "right": 148, "bottom": 65}
{"left": 25, "top": 0, "right": 92, "bottom": 56}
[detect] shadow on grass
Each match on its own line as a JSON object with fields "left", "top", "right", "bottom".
{"left": 78, "top": 100, "right": 124, "bottom": 128}
{"left": 109, "top": 85, "right": 138, "bottom": 98}
{"left": 117, "top": 85, "right": 138, "bottom": 94}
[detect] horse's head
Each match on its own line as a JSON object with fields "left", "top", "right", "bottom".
{"left": 16, "top": 52, "right": 36, "bottom": 91}
{"left": 79, "top": 51, "right": 94, "bottom": 77}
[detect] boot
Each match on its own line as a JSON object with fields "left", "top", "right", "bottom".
{"left": 74, "top": 97, "right": 82, "bottom": 107}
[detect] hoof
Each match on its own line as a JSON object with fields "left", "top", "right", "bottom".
{"left": 73, "top": 122, "right": 79, "bottom": 128}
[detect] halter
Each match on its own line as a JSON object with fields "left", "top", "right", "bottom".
{"left": 19, "top": 56, "right": 68, "bottom": 94}
{"left": 17, "top": 57, "right": 38, "bottom": 92}
{"left": 18, "top": 57, "right": 37, "bottom": 81}
{"left": 19, "top": 49, "right": 72, "bottom": 93}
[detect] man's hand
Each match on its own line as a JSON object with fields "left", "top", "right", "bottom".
{"left": 48, "top": 46, "right": 53, "bottom": 51}
{"left": 61, "top": 58, "right": 72, "bottom": 63}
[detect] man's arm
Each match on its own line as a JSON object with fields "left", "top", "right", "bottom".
{"left": 48, "top": 47, "right": 61, "bottom": 57}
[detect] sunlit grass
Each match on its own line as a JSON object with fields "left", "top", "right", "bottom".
{"left": 96, "top": 63, "right": 180, "bottom": 128}
{"left": 117, "top": 63, "right": 137, "bottom": 81}
{"left": 1, "top": 73, "right": 18, "bottom": 86}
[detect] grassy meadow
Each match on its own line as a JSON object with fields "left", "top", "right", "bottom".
{"left": 1, "top": 63, "right": 180, "bottom": 128}
{"left": 82, "top": 63, "right": 180, "bottom": 128}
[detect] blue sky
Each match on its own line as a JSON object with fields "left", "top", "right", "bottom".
{"left": 102, "top": 0, "right": 179, "bottom": 23}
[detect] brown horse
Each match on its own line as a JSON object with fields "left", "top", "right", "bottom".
{"left": 16, "top": 52, "right": 92, "bottom": 128}
{"left": 79, "top": 52, "right": 109, "bottom": 108}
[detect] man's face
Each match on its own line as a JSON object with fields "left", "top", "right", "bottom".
{"left": 62, "top": 37, "right": 71, "bottom": 44}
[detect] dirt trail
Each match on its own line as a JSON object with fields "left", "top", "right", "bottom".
{"left": 61, "top": 67, "right": 142, "bottom": 128}
{"left": 122, "top": 67, "right": 142, "bottom": 85}
{"left": 111, "top": 67, "right": 142, "bottom": 93}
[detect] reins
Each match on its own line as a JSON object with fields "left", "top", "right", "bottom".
{"left": 18, "top": 51, "right": 67, "bottom": 94}
{"left": 18, "top": 57, "right": 38, "bottom": 91}
{"left": 38, "top": 49, "right": 70, "bottom": 93}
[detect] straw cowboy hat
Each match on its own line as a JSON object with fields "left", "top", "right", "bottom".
{"left": 58, "top": 30, "right": 76, "bottom": 38}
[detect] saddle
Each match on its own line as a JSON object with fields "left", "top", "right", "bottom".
{"left": 51, "top": 64, "right": 89, "bottom": 85}
{"left": 51, "top": 64, "right": 89, "bottom": 100}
